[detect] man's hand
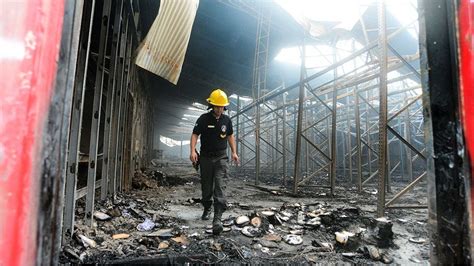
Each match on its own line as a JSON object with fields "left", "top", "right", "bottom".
{"left": 190, "top": 150, "right": 198, "bottom": 163}
{"left": 231, "top": 152, "right": 240, "bottom": 165}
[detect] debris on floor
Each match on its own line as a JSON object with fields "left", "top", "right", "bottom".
{"left": 60, "top": 163, "right": 429, "bottom": 264}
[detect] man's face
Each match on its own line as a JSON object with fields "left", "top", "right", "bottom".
{"left": 213, "top": 106, "right": 225, "bottom": 116}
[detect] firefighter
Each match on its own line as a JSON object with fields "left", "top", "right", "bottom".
{"left": 190, "top": 88, "right": 239, "bottom": 235}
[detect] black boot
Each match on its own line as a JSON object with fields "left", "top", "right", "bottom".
{"left": 212, "top": 206, "right": 224, "bottom": 235}
{"left": 201, "top": 207, "right": 211, "bottom": 220}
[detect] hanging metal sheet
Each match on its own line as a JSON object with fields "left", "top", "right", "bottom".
{"left": 135, "top": 0, "right": 199, "bottom": 85}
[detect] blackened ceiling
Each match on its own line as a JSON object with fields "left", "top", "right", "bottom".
{"left": 136, "top": 0, "right": 419, "bottom": 139}
{"left": 137, "top": 0, "right": 304, "bottom": 138}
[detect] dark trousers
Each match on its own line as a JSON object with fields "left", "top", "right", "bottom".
{"left": 199, "top": 153, "right": 228, "bottom": 210}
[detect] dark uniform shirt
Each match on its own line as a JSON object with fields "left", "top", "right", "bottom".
{"left": 192, "top": 111, "right": 233, "bottom": 153}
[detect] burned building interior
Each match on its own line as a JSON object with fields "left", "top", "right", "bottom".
{"left": 26, "top": 0, "right": 472, "bottom": 264}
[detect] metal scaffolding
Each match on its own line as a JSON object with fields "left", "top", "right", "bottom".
{"left": 232, "top": 0, "right": 427, "bottom": 217}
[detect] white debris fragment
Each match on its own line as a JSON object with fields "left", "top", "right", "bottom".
{"left": 306, "top": 217, "right": 321, "bottom": 226}
{"left": 283, "top": 234, "right": 303, "bottom": 245}
{"left": 235, "top": 216, "right": 250, "bottom": 226}
{"left": 368, "top": 246, "right": 381, "bottom": 260}
{"left": 409, "top": 237, "right": 426, "bottom": 244}
{"left": 241, "top": 226, "right": 259, "bottom": 237}
{"left": 137, "top": 218, "right": 155, "bottom": 231}
{"left": 93, "top": 211, "right": 111, "bottom": 221}
{"left": 147, "top": 228, "right": 173, "bottom": 237}
{"left": 376, "top": 217, "right": 391, "bottom": 223}
{"left": 79, "top": 235, "right": 97, "bottom": 248}
{"left": 261, "top": 210, "right": 275, "bottom": 216}
{"left": 335, "top": 231, "right": 354, "bottom": 244}
{"left": 320, "top": 242, "right": 334, "bottom": 251}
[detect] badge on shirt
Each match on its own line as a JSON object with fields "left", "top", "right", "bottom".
{"left": 221, "top": 125, "right": 226, "bottom": 133}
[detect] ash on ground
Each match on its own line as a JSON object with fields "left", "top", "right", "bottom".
{"left": 61, "top": 160, "right": 429, "bottom": 264}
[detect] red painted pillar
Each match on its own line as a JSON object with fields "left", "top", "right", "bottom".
{"left": 0, "top": 1, "right": 65, "bottom": 265}
{"left": 458, "top": 0, "right": 474, "bottom": 245}
{"left": 459, "top": 0, "right": 474, "bottom": 176}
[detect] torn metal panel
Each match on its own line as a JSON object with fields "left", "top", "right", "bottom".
{"left": 135, "top": 0, "right": 199, "bottom": 85}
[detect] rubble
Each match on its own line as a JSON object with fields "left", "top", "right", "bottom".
{"left": 147, "top": 228, "right": 173, "bottom": 238}
{"left": 94, "top": 211, "right": 111, "bottom": 221}
{"left": 235, "top": 216, "right": 250, "bottom": 226}
{"left": 241, "top": 226, "right": 260, "bottom": 237}
{"left": 367, "top": 246, "right": 381, "bottom": 260}
{"left": 374, "top": 217, "right": 394, "bottom": 248}
{"left": 60, "top": 167, "right": 429, "bottom": 264}
{"left": 250, "top": 217, "right": 262, "bottom": 227}
{"left": 159, "top": 241, "right": 170, "bottom": 249}
{"left": 263, "top": 234, "right": 282, "bottom": 242}
{"left": 260, "top": 239, "right": 280, "bottom": 248}
{"left": 112, "top": 233, "right": 130, "bottom": 239}
{"left": 335, "top": 231, "right": 355, "bottom": 245}
{"left": 132, "top": 171, "right": 158, "bottom": 189}
{"left": 136, "top": 218, "right": 155, "bottom": 231}
{"left": 171, "top": 235, "right": 190, "bottom": 246}
{"left": 78, "top": 235, "right": 96, "bottom": 248}
{"left": 312, "top": 240, "right": 334, "bottom": 251}
{"left": 409, "top": 237, "right": 426, "bottom": 244}
{"left": 381, "top": 254, "right": 394, "bottom": 264}
{"left": 283, "top": 234, "right": 303, "bottom": 245}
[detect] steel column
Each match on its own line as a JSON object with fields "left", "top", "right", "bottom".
{"left": 101, "top": 0, "right": 124, "bottom": 200}
{"left": 377, "top": 0, "right": 388, "bottom": 217}
{"left": 63, "top": 0, "right": 95, "bottom": 237}
{"left": 282, "top": 93, "right": 288, "bottom": 185}
{"left": 330, "top": 46, "right": 337, "bottom": 196}
{"left": 293, "top": 44, "right": 306, "bottom": 194}
{"left": 405, "top": 102, "right": 414, "bottom": 181}
{"left": 355, "top": 87, "right": 362, "bottom": 191}
{"left": 40, "top": 0, "right": 83, "bottom": 261}
{"left": 85, "top": 0, "right": 112, "bottom": 226}
{"left": 113, "top": 10, "right": 130, "bottom": 192}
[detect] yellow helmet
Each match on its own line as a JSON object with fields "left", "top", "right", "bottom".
{"left": 206, "top": 89, "right": 229, "bottom": 107}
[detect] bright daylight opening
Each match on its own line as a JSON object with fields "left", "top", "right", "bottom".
{"left": 275, "top": 0, "right": 419, "bottom": 69}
